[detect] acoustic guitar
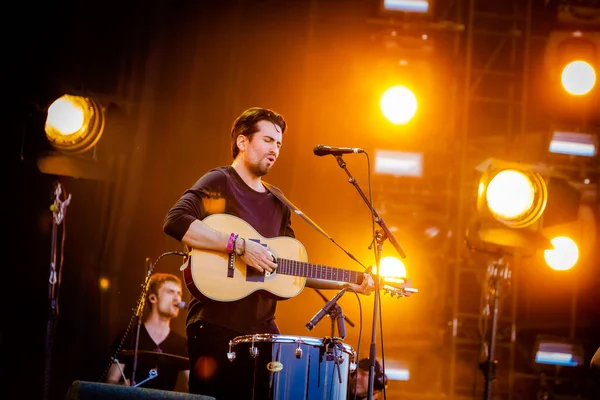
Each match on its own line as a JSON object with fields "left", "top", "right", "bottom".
{"left": 182, "top": 213, "right": 410, "bottom": 302}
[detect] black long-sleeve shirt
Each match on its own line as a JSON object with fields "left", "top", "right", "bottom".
{"left": 163, "top": 166, "right": 294, "bottom": 334}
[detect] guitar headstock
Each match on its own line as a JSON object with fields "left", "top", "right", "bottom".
{"left": 380, "top": 276, "right": 418, "bottom": 298}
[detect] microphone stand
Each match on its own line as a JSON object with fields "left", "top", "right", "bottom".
{"left": 481, "top": 257, "right": 511, "bottom": 400}
{"left": 43, "top": 181, "right": 71, "bottom": 400}
{"left": 130, "top": 257, "right": 157, "bottom": 386}
{"left": 334, "top": 155, "right": 406, "bottom": 259}
{"left": 333, "top": 155, "right": 407, "bottom": 400}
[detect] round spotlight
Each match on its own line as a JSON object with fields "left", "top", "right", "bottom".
{"left": 45, "top": 94, "right": 105, "bottom": 154}
{"left": 373, "top": 256, "right": 407, "bottom": 278}
{"left": 544, "top": 236, "right": 579, "bottom": 271}
{"left": 561, "top": 60, "right": 596, "bottom": 96}
{"left": 482, "top": 169, "right": 547, "bottom": 228}
{"left": 380, "top": 85, "right": 418, "bottom": 125}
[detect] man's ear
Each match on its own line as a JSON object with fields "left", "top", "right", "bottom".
{"left": 237, "top": 135, "right": 246, "bottom": 151}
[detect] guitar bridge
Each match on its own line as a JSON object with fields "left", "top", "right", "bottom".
{"left": 227, "top": 253, "right": 235, "bottom": 278}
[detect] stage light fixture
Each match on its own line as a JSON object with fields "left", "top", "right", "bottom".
{"left": 477, "top": 160, "right": 548, "bottom": 230}
{"left": 540, "top": 201, "right": 595, "bottom": 270}
{"left": 373, "top": 256, "right": 407, "bottom": 278}
{"left": 468, "top": 159, "right": 550, "bottom": 253}
{"left": 45, "top": 94, "right": 105, "bottom": 154}
{"left": 468, "top": 159, "right": 583, "bottom": 254}
{"left": 543, "top": 236, "right": 579, "bottom": 270}
{"left": 380, "top": 0, "right": 431, "bottom": 15}
{"left": 544, "top": 30, "right": 599, "bottom": 97}
{"left": 380, "top": 85, "right": 418, "bottom": 125}
{"left": 366, "top": 29, "right": 434, "bottom": 127}
{"left": 386, "top": 365, "right": 410, "bottom": 381}
{"left": 546, "top": 0, "right": 600, "bottom": 26}
{"left": 541, "top": 176, "right": 583, "bottom": 229}
{"left": 374, "top": 149, "right": 423, "bottom": 177}
{"left": 561, "top": 60, "right": 596, "bottom": 95}
{"left": 549, "top": 130, "right": 598, "bottom": 157}
{"left": 534, "top": 336, "right": 584, "bottom": 368}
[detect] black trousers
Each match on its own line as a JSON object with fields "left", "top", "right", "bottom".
{"left": 187, "top": 322, "right": 254, "bottom": 400}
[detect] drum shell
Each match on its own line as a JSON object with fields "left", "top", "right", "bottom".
{"left": 229, "top": 334, "right": 354, "bottom": 400}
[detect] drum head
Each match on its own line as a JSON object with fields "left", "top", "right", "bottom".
{"left": 230, "top": 334, "right": 354, "bottom": 354}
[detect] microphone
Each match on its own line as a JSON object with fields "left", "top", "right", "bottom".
{"left": 305, "top": 287, "right": 348, "bottom": 330}
{"left": 313, "top": 144, "right": 364, "bottom": 157}
{"left": 175, "top": 301, "right": 186, "bottom": 309}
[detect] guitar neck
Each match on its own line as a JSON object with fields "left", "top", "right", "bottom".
{"left": 276, "top": 258, "right": 363, "bottom": 285}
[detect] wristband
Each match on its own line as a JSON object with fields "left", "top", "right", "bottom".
{"left": 226, "top": 232, "right": 236, "bottom": 253}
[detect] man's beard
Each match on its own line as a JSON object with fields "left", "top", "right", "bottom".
{"left": 159, "top": 307, "right": 178, "bottom": 319}
{"left": 249, "top": 160, "right": 270, "bottom": 177}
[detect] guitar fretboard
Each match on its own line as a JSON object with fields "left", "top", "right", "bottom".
{"left": 277, "top": 258, "right": 363, "bottom": 285}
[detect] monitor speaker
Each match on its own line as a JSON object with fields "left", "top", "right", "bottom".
{"left": 64, "top": 381, "right": 216, "bottom": 400}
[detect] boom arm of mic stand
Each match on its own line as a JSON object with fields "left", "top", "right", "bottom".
{"left": 333, "top": 155, "right": 406, "bottom": 259}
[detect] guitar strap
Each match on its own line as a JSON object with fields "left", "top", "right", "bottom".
{"left": 262, "top": 181, "right": 333, "bottom": 242}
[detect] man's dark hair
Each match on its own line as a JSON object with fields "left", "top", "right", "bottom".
{"left": 230, "top": 107, "right": 287, "bottom": 159}
{"left": 146, "top": 273, "right": 181, "bottom": 306}
{"left": 358, "top": 358, "right": 388, "bottom": 390}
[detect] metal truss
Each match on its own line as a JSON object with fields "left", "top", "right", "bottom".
{"left": 447, "top": 0, "right": 534, "bottom": 399}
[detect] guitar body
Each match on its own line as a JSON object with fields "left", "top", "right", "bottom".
{"left": 185, "top": 213, "right": 309, "bottom": 302}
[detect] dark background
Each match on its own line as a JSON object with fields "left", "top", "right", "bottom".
{"left": 6, "top": 1, "right": 600, "bottom": 399}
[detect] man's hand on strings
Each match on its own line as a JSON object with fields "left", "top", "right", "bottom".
{"left": 240, "top": 240, "right": 277, "bottom": 274}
